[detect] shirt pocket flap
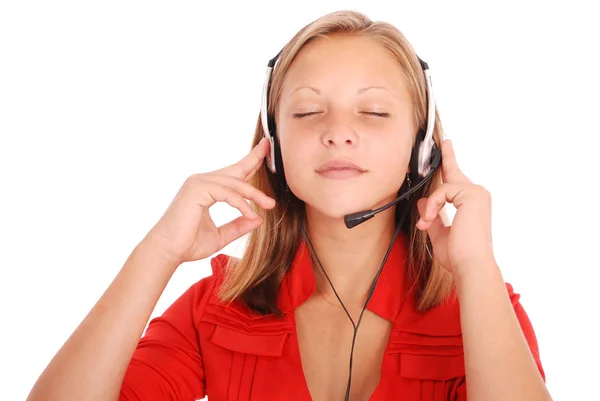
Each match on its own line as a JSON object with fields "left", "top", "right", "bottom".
{"left": 210, "top": 325, "right": 287, "bottom": 357}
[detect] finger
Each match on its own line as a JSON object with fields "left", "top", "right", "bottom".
{"left": 416, "top": 197, "right": 449, "bottom": 251}
{"left": 419, "top": 183, "right": 467, "bottom": 224}
{"left": 217, "top": 215, "right": 263, "bottom": 249}
{"left": 205, "top": 175, "right": 276, "bottom": 210}
{"left": 205, "top": 184, "right": 259, "bottom": 221}
{"left": 417, "top": 212, "right": 449, "bottom": 248}
{"left": 221, "top": 137, "right": 271, "bottom": 181}
{"left": 441, "top": 140, "right": 471, "bottom": 185}
{"left": 416, "top": 197, "right": 447, "bottom": 231}
{"left": 242, "top": 144, "right": 268, "bottom": 183}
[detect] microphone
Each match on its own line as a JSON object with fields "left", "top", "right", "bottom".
{"left": 343, "top": 149, "right": 442, "bottom": 229}
{"left": 342, "top": 176, "right": 424, "bottom": 228}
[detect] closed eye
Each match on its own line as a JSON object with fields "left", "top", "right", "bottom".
{"left": 293, "top": 111, "right": 321, "bottom": 119}
{"left": 362, "top": 111, "right": 390, "bottom": 118}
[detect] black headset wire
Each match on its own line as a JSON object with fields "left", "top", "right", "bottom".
{"left": 302, "top": 200, "right": 411, "bottom": 401}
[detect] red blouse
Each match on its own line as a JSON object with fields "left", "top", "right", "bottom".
{"left": 120, "top": 234, "right": 545, "bottom": 400}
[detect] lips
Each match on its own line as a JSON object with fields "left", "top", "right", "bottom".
{"left": 315, "top": 160, "right": 366, "bottom": 173}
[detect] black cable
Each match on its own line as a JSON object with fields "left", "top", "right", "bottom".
{"left": 302, "top": 201, "right": 411, "bottom": 401}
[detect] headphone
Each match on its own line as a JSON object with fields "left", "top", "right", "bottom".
{"left": 260, "top": 49, "right": 442, "bottom": 228}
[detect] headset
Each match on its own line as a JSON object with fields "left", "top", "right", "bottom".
{"left": 259, "top": 45, "right": 442, "bottom": 401}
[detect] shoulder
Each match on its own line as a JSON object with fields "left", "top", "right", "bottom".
{"left": 205, "top": 252, "right": 233, "bottom": 287}
{"left": 159, "top": 252, "right": 283, "bottom": 329}
{"left": 185, "top": 253, "right": 235, "bottom": 289}
{"left": 162, "top": 253, "right": 238, "bottom": 322}
{"left": 182, "top": 253, "right": 269, "bottom": 321}
{"left": 392, "top": 283, "right": 527, "bottom": 360}
{"left": 185, "top": 253, "right": 236, "bottom": 299}
{"left": 194, "top": 254, "right": 294, "bottom": 357}
{"left": 388, "top": 281, "right": 535, "bottom": 378}
{"left": 395, "top": 280, "right": 537, "bottom": 342}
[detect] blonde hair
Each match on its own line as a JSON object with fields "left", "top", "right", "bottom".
{"left": 218, "top": 10, "right": 454, "bottom": 316}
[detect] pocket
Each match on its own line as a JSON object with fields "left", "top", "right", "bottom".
{"left": 210, "top": 325, "right": 287, "bottom": 357}
{"left": 398, "top": 353, "right": 465, "bottom": 401}
{"left": 210, "top": 325, "right": 289, "bottom": 401}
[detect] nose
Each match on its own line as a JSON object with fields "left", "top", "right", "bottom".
{"left": 320, "top": 114, "right": 358, "bottom": 148}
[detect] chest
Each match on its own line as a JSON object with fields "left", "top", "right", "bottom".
{"left": 293, "top": 295, "right": 393, "bottom": 401}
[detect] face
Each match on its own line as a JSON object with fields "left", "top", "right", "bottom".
{"left": 277, "top": 34, "right": 415, "bottom": 219}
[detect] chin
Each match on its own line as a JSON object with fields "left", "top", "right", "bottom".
{"left": 289, "top": 177, "right": 402, "bottom": 219}
{"left": 299, "top": 191, "right": 378, "bottom": 220}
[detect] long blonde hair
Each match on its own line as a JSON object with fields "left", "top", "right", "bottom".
{"left": 217, "top": 10, "right": 454, "bottom": 316}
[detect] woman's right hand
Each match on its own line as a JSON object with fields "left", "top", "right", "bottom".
{"left": 143, "top": 137, "right": 276, "bottom": 265}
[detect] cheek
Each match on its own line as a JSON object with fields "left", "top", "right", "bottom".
{"left": 275, "top": 118, "right": 297, "bottom": 158}
{"left": 277, "top": 127, "right": 311, "bottom": 180}
{"left": 373, "top": 128, "right": 412, "bottom": 166}
{"left": 370, "top": 143, "right": 411, "bottom": 189}
{"left": 284, "top": 151, "right": 313, "bottom": 188}
{"left": 371, "top": 131, "right": 415, "bottom": 197}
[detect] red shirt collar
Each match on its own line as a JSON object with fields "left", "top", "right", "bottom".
{"left": 277, "top": 232, "right": 409, "bottom": 323}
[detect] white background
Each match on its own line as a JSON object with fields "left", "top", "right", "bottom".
{"left": 1, "top": 1, "right": 598, "bottom": 400}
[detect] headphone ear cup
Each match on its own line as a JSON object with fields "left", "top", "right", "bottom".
{"left": 265, "top": 113, "right": 278, "bottom": 174}
{"left": 409, "top": 129, "right": 426, "bottom": 181}
{"left": 268, "top": 118, "right": 288, "bottom": 188}
{"left": 273, "top": 132, "right": 285, "bottom": 184}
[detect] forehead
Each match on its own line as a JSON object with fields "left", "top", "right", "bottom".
{"left": 281, "top": 34, "right": 409, "bottom": 96}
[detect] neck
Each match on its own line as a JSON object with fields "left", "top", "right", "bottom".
{"left": 304, "top": 204, "right": 398, "bottom": 309}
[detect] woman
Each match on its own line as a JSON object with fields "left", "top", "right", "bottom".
{"left": 27, "top": 10, "right": 552, "bottom": 401}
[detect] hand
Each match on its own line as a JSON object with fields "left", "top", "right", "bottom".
{"left": 415, "top": 139, "right": 495, "bottom": 276}
{"left": 143, "top": 138, "right": 276, "bottom": 265}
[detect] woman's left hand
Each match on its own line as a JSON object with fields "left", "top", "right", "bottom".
{"left": 416, "top": 139, "right": 496, "bottom": 277}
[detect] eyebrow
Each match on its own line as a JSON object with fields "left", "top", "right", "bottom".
{"left": 357, "top": 86, "right": 395, "bottom": 98}
{"left": 290, "top": 85, "right": 395, "bottom": 98}
{"left": 291, "top": 86, "right": 321, "bottom": 96}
